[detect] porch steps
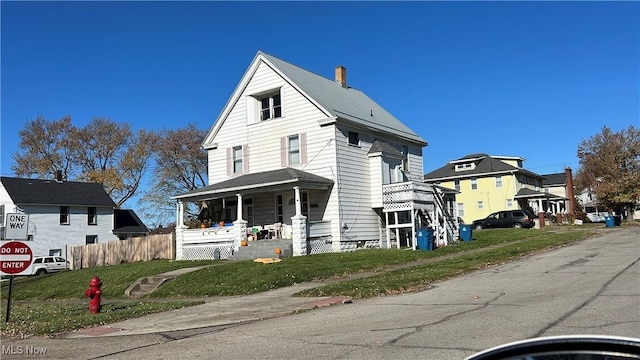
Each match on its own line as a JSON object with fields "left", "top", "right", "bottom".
{"left": 124, "top": 266, "right": 210, "bottom": 298}
{"left": 229, "top": 239, "right": 293, "bottom": 261}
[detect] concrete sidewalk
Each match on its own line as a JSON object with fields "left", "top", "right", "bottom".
{"left": 64, "top": 281, "right": 348, "bottom": 338}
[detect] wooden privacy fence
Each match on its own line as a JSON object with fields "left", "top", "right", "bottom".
{"left": 69, "top": 233, "right": 175, "bottom": 270}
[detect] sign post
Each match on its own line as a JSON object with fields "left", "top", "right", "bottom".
{"left": 2, "top": 213, "right": 33, "bottom": 323}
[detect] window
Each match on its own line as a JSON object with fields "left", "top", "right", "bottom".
{"left": 402, "top": 145, "right": 410, "bottom": 171}
{"left": 276, "top": 195, "right": 284, "bottom": 223}
{"left": 455, "top": 163, "right": 474, "bottom": 171}
{"left": 348, "top": 131, "right": 360, "bottom": 146}
{"left": 506, "top": 199, "right": 513, "bottom": 208}
{"left": 457, "top": 203, "right": 464, "bottom": 218}
{"left": 288, "top": 135, "right": 300, "bottom": 165}
{"left": 85, "top": 235, "right": 97, "bottom": 245}
{"left": 477, "top": 201, "right": 484, "bottom": 210}
{"left": 454, "top": 180, "right": 460, "bottom": 192}
{"left": 60, "top": 206, "right": 70, "bottom": 225}
{"left": 495, "top": 176, "right": 503, "bottom": 188}
{"left": 302, "top": 191, "right": 309, "bottom": 217}
{"left": 49, "top": 249, "right": 62, "bottom": 257}
{"left": 88, "top": 207, "right": 97, "bottom": 225}
{"left": 259, "top": 92, "right": 282, "bottom": 121}
{"left": 232, "top": 146, "right": 243, "bottom": 174}
{"left": 471, "top": 178, "right": 478, "bottom": 190}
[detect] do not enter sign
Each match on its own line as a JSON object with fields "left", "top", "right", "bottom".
{"left": 0, "top": 241, "right": 34, "bottom": 276}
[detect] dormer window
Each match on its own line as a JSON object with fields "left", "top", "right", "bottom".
{"left": 259, "top": 91, "right": 281, "bottom": 121}
{"left": 455, "top": 163, "right": 475, "bottom": 171}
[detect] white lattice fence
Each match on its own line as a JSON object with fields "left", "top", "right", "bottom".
{"left": 309, "top": 238, "right": 333, "bottom": 255}
{"left": 182, "top": 244, "right": 234, "bottom": 260}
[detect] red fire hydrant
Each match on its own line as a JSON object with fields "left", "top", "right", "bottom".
{"left": 85, "top": 276, "right": 102, "bottom": 314}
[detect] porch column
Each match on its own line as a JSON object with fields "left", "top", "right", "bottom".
{"left": 385, "top": 212, "right": 391, "bottom": 249}
{"left": 177, "top": 200, "right": 184, "bottom": 227}
{"left": 175, "top": 200, "right": 187, "bottom": 260}
{"left": 291, "top": 186, "right": 308, "bottom": 256}
{"left": 294, "top": 186, "right": 302, "bottom": 216}
{"left": 537, "top": 199, "right": 545, "bottom": 229}
{"left": 233, "top": 193, "right": 247, "bottom": 251}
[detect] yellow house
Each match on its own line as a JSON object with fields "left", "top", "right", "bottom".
{"left": 423, "top": 153, "right": 558, "bottom": 224}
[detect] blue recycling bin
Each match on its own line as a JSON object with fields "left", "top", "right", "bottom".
{"left": 417, "top": 228, "right": 434, "bottom": 251}
{"left": 460, "top": 224, "right": 473, "bottom": 242}
{"left": 605, "top": 216, "right": 615, "bottom": 228}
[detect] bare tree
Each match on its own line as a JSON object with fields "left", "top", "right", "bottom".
{"left": 12, "top": 115, "right": 75, "bottom": 179}
{"left": 12, "top": 116, "right": 155, "bottom": 207}
{"left": 576, "top": 125, "right": 640, "bottom": 220}
{"left": 138, "top": 123, "right": 208, "bottom": 227}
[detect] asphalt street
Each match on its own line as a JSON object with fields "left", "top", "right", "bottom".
{"left": 2, "top": 227, "right": 638, "bottom": 359}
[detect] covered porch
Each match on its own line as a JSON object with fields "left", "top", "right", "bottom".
{"left": 514, "top": 188, "right": 568, "bottom": 224}
{"left": 172, "top": 168, "right": 334, "bottom": 260}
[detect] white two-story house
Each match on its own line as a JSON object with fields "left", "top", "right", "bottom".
{"left": 173, "top": 51, "right": 458, "bottom": 260}
{"left": 0, "top": 172, "right": 148, "bottom": 257}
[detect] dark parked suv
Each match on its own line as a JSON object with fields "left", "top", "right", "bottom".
{"left": 472, "top": 210, "right": 536, "bottom": 230}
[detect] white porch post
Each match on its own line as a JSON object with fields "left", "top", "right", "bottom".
{"left": 233, "top": 193, "right": 247, "bottom": 251}
{"left": 394, "top": 212, "right": 400, "bottom": 249}
{"left": 411, "top": 207, "right": 416, "bottom": 250}
{"left": 385, "top": 212, "right": 391, "bottom": 249}
{"left": 291, "top": 186, "right": 307, "bottom": 256}
{"left": 175, "top": 200, "right": 187, "bottom": 260}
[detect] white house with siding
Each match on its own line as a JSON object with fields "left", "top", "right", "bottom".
{"left": 0, "top": 174, "right": 148, "bottom": 258}
{"left": 173, "top": 51, "right": 458, "bottom": 260}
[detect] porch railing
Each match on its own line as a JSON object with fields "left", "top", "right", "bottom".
{"left": 179, "top": 225, "right": 235, "bottom": 260}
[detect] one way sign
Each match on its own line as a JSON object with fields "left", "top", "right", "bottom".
{"left": 5, "top": 213, "right": 29, "bottom": 240}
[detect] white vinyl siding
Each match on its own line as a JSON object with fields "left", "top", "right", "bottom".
{"left": 13, "top": 205, "right": 117, "bottom": 257}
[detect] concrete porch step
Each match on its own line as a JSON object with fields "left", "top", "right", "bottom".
{"left": 229, "top": 239, "right": 293, "bottom": 261}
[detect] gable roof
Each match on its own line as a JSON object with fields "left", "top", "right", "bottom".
{"left": 203, "top": 51, "right": 427, "bottom": 147}
{"left": 542, "top": 172, "right": 567, "bottom": 187}
{"left": 113, "top": 209, "right": 148, "bottom": 235}
{"left": 424, "top": 154, "right": 543, "bottom": 181}
{"left": 1, "top": 177, "right": 116, "bottom": 207}
{"left": 173, "top": 168, "right": 333, "bottom": 202}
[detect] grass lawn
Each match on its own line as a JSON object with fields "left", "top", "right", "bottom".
{"left": 1, "top": 224, "right": 614, "bottom": 337}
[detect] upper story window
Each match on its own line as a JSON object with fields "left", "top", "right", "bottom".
{"left": 232, "top": 146, "right": 243, "bottom": 173}
{"left": 259, "top": 92, "right": 282, "bottom": 121}
{"left": 402, "top": 145, "right": 410, "bottom": 171}
{"left": 60, "top": 206, "right": 70, "bottom": 225}
{"left": 454, "top": 180, "right": 461, "bottom": 192}
{"left": 88, "top": 207, "right": 97, "bottom": 225}
{"left": 348, "top": 131, "right": 360, "bottom": 146}
{"left": 477, "top": 201, "right": 484, "bottom": 210}
{"left": 495, "top": 176, "right": 503, "bottom": 188}
{"left": 288, "top": 135, "right": 300, "bottom": 165}
{"left": 471, "top": 177, "right": 478, "bottom": 190}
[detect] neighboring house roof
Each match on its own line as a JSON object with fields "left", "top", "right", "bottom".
{"left": 1, "top": 177, "right": 116, "bottom": 207}
{"left": 423, "top": 153, "right": 543, "bottom": 181}
{"left": 149, "top": 224, "right": 175, "bottom": 235}
{"left": 173, "top": 168, "right": 334, "bottom": 201}
{"left": 542, "top": 172, "right": 567, "bottom": 187}
{"left": 113, "top": 209, "right": 148, "bottom": 235}
{"left": 204, "top": 51, "right": 427, "bottom": 147}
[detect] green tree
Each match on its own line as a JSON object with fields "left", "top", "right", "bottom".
{"left": 576, "top": 125, "right": 640, "bottom": 220}
{"left": 138, "top": 124, "right": 208, "bottom": 228}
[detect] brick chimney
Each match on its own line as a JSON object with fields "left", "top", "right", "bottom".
{"left": 335, "top": 66, "right": 347, "bottom": 88}
{"left": 565, "top": 166, "right": 575, "bottom": 214}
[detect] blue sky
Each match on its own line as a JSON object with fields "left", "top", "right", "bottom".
{"left": 2, "top": 1, "right": 638, "bottom": 221}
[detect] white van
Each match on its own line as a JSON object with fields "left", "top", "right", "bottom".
{"left": 584, "top": 206, "right": 609, "bottom": 223}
